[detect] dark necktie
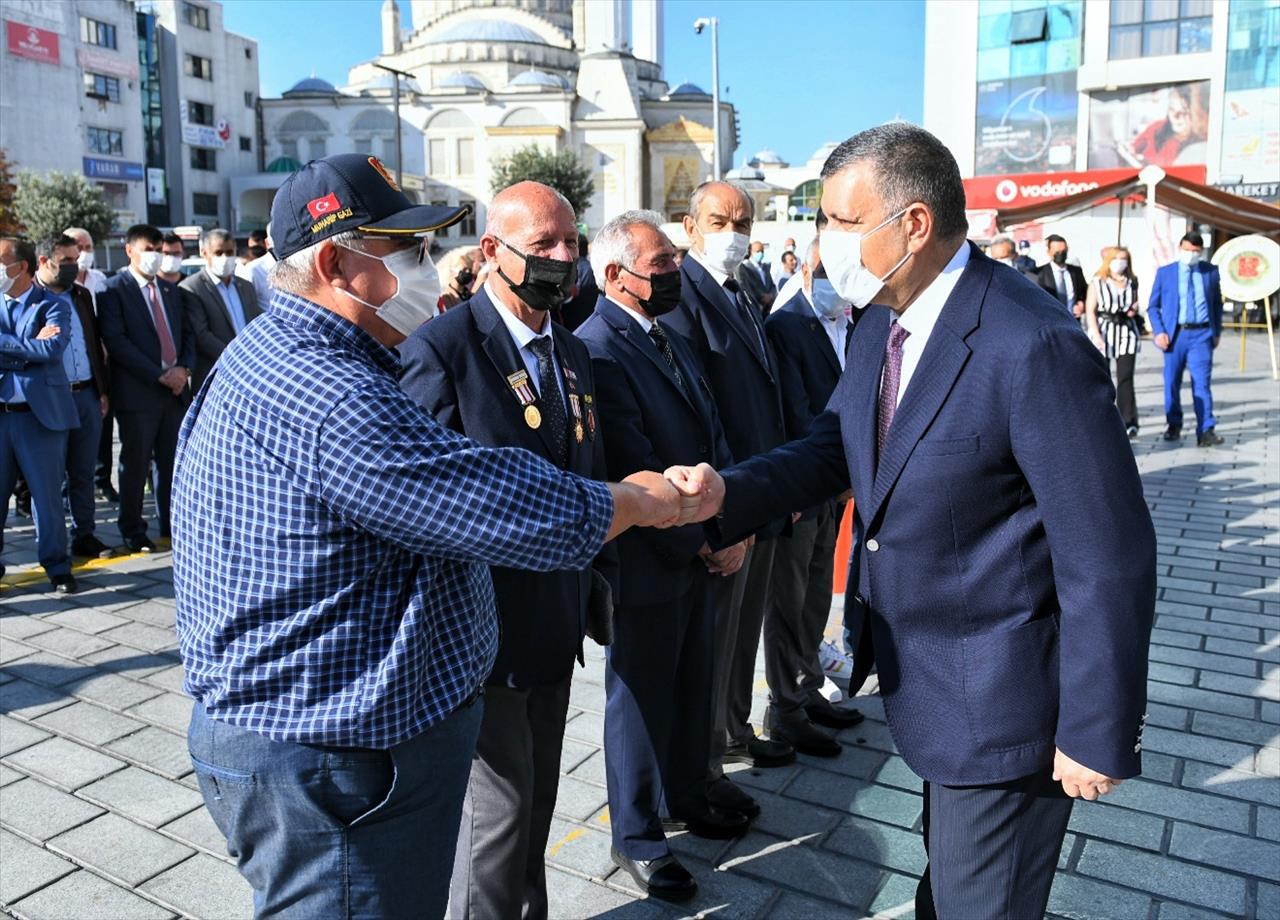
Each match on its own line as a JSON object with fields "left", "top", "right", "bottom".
{"left": 146, "top": 281, "right": 178, "bottom": 367}
{"left": 528, "top": 336, "right": 568, "bottom": 466}
{"left": 724, "top": 277, "right": 768, "bottom": 358}
{"left": 877, "top": 323, "right": 911, "bottom": 458}
{"left": 647, "top": 322, "right": 690, "bottom": 400}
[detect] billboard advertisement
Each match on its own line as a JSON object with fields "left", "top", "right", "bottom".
{"left": 1221, "top": 87, "right": 1280, "bottom": 187}
{"left": 5, "top": 20, "right": 58, "bottom": 65}
{"left": 975, "top": 72, "right": 1078, "bottom": 176}
{"left": 1088, "top": 81, "right": 1210, "bottom": 170}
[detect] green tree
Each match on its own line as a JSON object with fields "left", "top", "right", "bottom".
{"left": 13, "top": 169, "right": 115, "bottom": 243}
{"left": 0, "top": 149, "right": 18, "bottom": 234}
{"left": 490, "top": 145, "right": 594, "bottom": 217}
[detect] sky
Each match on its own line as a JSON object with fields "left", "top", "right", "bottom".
{"left": 222, "top": 0, "right": 925, "bottom": 167}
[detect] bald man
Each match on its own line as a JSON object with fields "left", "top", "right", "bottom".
{"left": 399, "top": 181, "right": 615, "bottom": 920}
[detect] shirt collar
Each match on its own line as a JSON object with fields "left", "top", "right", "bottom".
{"left": 5, "top": 283, "right": 35, "bottom": 309}
{"left": 897, "top": 239, "right": 970, "bottom": 340}
{"left": 485, "top": 280, "right": 552, "bottom": 351}
{"left": 206, "top": 266, "right": 233, "bottom": 286}
{"left": 606, "top": 295, "right": 654, "bottom": 333}
{"left": 268, "top": 289, "right": 401, "bottom": 378}
{"left": 686, "top": 246, "right": 730, "bottom": 287}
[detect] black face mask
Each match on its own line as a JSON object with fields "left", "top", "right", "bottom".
{"left": 248, "top": 245, "right": 267, "bottom": 260}
{"left": 50, "top": 264, "right": 78, "bottom": 291}
{"left": 621, "top": 266, "right": 682, "bottom": 316}
{"left": 495, "top": 237, "right": 575, "bottom": 312}
{"left": 455, "top": 267, "right": 475, "bottom": 290}
{"left": 1052, "top": 250, "right": 1068, "bottom": 266}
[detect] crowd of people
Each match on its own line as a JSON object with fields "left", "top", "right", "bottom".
{"left": 2, "top": 122, "right": 1180, "bottom": 919}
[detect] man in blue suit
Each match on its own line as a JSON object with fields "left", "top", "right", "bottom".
{"left": 761, "top": 238, "right": 863, "bottom": 757}
{"left": 399, "top": 182, "right": 612, "bottom": 920}
{"left": 1147, "top": 232, "right": 1224, "bottom": 446}
{"left": 0, "top": 236, "right": 78, "bottom": 593}
{"left": 576, "top": 211, "right": 749, "bottom": 901}
{"left": 97, "top": 224, "right": 196, "bottom": 553}
{"left": 666, "top": 124, "right": 1156, "bottom": 919}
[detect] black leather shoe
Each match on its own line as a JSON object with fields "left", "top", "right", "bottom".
{"left": 805, "top": 697, "right": 865, "bottom": 729}
{"left": 14, "top": 495, "right": 31, "bottom": 518}
{"left": 71, "top": 535, "right": 115, "bottom": 559}
{"left": 97, "top": 483, "right": 120, "bottom": 503}
{"left": 723, "top": 735, "right": 795, "bottom": 768}
{"left": 610, "top": 847, "right": 697, "bottom": 902}
{"left": 1197, "top": 427, "right": 1224, "bottom": 447}
{"left": 124, "top": 536, "right": 156, "bottom": 554}
{"left": 663, "top": 801, "right": 749, "bottom": 839}
{"left": 769, "top": 719, "right": 841, "bottom": 757}
{"left": 50, "top": 574, "right": 78, "bottom": 595}
{"left": 707, "top": 776, "right": 760, "bottom": 818}
{"left": 1162, "top": 426, "right": 1181, "bottom": 442}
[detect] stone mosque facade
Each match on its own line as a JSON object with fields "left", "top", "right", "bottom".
{"left": 241, "top": 0, "right": 739, "bottom": 243}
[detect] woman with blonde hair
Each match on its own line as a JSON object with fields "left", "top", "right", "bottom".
{"left": 1086, "top": 245, "right": 1142, "bottom": 438}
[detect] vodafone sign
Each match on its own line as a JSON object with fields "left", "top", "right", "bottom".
{"left": 965, "top": 166, "right": 1207, "bottom": 210}
{"left": 5, "top": 20, "right": 58, "bottom": 65}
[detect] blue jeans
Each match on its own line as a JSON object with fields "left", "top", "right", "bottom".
{"left": 1163, "top": 325, "right": 1216, "bottom": 436}
{"left": 188, "top": 698, "right": 483, "bottom": 919}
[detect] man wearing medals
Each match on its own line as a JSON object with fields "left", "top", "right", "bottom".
{"left": 399, "top": 181, "right": 609, "bottom": 920}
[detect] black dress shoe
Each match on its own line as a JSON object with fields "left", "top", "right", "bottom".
{"left": 1162, "top": 426, "right": 1181, "bottom": 442}
{"left": 50, "top": 574, "right": 78, "bottom": 595}
{"left": 723, "top": 735, "right": 796, "bottom": 768}
{"left": 663, "top": 801, "right": 749, "bottom": 839}
{"left": 14, "top": 495, "right": 31, "bottom": 518}
{"left": 707, "top": 776, "right": 760, "bottom": 818}
{"left": 97, "top": 483, "right": 120, "bottom": 503}
{"left": 124, "top": 536, "right": 156, "bottom": 554}
{"left": 769, "top": 719, "right": 841, "bottom": 757}
{"left": 1197, "top": 427, "right": 1224, "bottom": 447}
{"left": 805, "top": 696, "right": 866, "bottom": 729}
{"left": 610, "top": 847, "right": 697, "bottom": 902}
{"left": 71, "top": 535, "right": 115, "bottom": 559}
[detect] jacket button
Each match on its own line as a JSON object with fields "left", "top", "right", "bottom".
{"left": 866, "top": 539, "right": 880, "bottom": 552}
{"left": 698, "top": 444, "right": 708, "bottom": 456}
{"left": 1134, "top": 743, "right": 1142, "bottom": 753}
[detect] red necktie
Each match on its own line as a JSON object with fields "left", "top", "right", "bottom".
{"left": 877, "top": 323, "right": 911, "bottom": 457}
{"left": 146, "top": 281, "right": 178, "bottom": 367}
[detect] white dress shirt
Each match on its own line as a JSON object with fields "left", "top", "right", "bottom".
{"left": 128, "top": 266, "right": 177, "bottom": 369}
{"left": 890, "top": 240, "right": 970, "bottom": 408}
{"left": 607, "top": 295, "right": 654, "bottom": 334}
{"left": 805, "top": 286, "right": 848, "bottom": 371}
{"left": 1051, "top": 262, "right": 1076, "bottom": 305}
{"left": 485, "top": 281, "right": 564, "bottom": 400}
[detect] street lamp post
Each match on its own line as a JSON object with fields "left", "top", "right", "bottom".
{"left": 693, "top": 17, "right": 721, "bottom": 181}
{"left": 371, "top": 62, "right": 415, "bottom": 187}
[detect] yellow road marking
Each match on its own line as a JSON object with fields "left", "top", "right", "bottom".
{"left": 546, "top": 827, "right": 585, "bottom": 858}
{"left": 0, "top": 545, "right": 165, "bottom": 592}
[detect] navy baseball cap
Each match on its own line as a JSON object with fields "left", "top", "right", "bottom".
{"left": 271, "top": 153, "right": 469, "bottom": 260}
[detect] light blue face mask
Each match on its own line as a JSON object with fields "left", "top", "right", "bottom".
{"left": 809, "top": 277, "right": 847, "bottom": 319}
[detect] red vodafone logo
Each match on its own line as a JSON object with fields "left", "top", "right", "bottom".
{"left": 964, "top": 166, "right": 1208, "bottom": 210}
{"left": 995, "top": 179, "right": 1018, "bottom": 204}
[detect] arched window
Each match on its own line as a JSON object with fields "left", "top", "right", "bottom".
{"left": 426, "top": 109, "right": 476, "bottom": 177}
{"left": 501, "top": 107, "right": 550, "bottom": 127}
{"left": 277, "top": 110, "right": 329, "bottom": 134}
{"left": 788, "top": 179, "right": 821, "bottom": 221}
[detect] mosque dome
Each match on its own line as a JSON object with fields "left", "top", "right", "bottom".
{"left": 283, "top": 77, "right": 339, "bottom": 97}
{"left": 438, "top": 71, "right": 488, "bottom": 92}
{"left": 667, "top": 82, "right": 708, "bottom": 97}
{"left": 750, "top": 148, "right": 786, "bottom": 167}
{"left": 426, "top": 19, "right": 549, "bottom": 45}
{"left": 726, "top": 164, "right": 764, "bottom": 180}
{"left": 360, "top": 72, "right": 424, "bottom": 94}
{"left": 505, "top": 70, "right": 570, "bottom": 91}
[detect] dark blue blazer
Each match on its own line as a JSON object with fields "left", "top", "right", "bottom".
{"left": 715, "top": 245, "right": 1156, "bottom": 786}
{"left": 398, "top": 287, "right": 612, "bottom": 688}
{"left": 576, "top": 296, "right": 731, "bottom": 606}
{"left": 665, "top": 255, "right": 787, "bottom": 539}
{"left": 0, "top": 284, "right": 77, "bottom": 430}
{"left": 97, "top": 271, "right": 196, "bottom": 413}
{"left": 1146, "top": 260, "right": 1223, "bottom": 340}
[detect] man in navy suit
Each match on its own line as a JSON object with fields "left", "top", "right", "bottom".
{"left": 576, "top": 211, "right": 750, "bottom": 900}
{"left": 664, "top": 181, "right": 794, "bottom": 823}
{"left": 1147, "top": 232, "right": 1225, "bottom": 447}
{"left": 1, "top": 236, "right": 78, "bottom": 593}
{"left": 666, "top": 124, "right": 1156, "bottom": 919}
{"left": 736, "top": 240, "right": 777, "bottom": 318}
{"left": 97, "top": 224, "right": 196, "bottom": 553}
{"left": 399, "top": 182, "right": 611, "bottom": 920}
{"left": 761, "top": 238, "right": 864, "bottom": 757}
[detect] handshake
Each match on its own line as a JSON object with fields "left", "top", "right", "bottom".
{"left": 609, "top": 463, "right": 727, "bottom": 535}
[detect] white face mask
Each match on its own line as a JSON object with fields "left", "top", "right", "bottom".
{"left": 137, "top": 250, "right": 164, "bottom": 277}
{"left": 808, "top": 277, "right": 847, "bottom": 320}
{"left": 1109, "top": 258, "right": 1129, "bottom": 276}
{"left": 1179, "top": 249, "right": 1201, "bottom": 266}
{"left": 160, "top": 254, "right": 183, "bottom": 275}
{"left": 819, "top": 207, "right": 910, "bottom": 309}
{"left": 698, "top": 230, "right": 750, "bottom": 276}
{"left": 77, "top": 250, "right": 95, "bottom": 271}
{"left": 209, "top": 254, "right": 236, "bottom": 279}
{"left": 337, "top": 241, "right": 443, "bottom": 336}
{"left": 0, "top": 262, "right": 16, "bottom": 296}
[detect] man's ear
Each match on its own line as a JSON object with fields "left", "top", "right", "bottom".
{"left": 315, "top": 241, "right": 344, "bottom": 288}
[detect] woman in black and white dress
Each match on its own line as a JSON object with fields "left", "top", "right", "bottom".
{"left": 1085, "top": 246, "right": 1141, "bottom": 438}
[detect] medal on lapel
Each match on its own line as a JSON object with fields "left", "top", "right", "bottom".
{"left": 583, "top": 393, "right": 597, "bottom": 441}
{"left": 507, "top": 370, "right": 541, "bottom": 429}
{"left": 563, "top": 365, "right": 585, "bottom": 444}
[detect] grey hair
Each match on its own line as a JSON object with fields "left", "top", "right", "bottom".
{"left": 590, "top": 209, "right": 666, "bottom": 289}
{"left": 63, "top": 226, "right": 92, "bottom": 244}
{"left": 268, "top": 230, "right": 359, "bottom": 295}
{"left": 687, "top": 181, "right": 754, "bottom": 222}
{"left": 804, "top": 237, "right": 820, "bottom": 269}
{"left": 821, "top": 123, "right": 968, "bottom": 240}
{"left": 990, "top": 235, "right": 1014, "bottom": 252}
{"left": 200, "top": 228, "right": 233, "bottom": 251}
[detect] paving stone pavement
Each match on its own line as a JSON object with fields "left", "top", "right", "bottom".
{"left": 1, "top": 334, "right": 1277, "bottom": 919}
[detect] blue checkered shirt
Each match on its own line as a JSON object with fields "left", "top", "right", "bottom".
{"left": 172, "top": 291, "right": 614, "bottom": 748}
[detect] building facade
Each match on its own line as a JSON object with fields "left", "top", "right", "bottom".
{"left": 247, "top": 0, "right": 739, "bottom": 243}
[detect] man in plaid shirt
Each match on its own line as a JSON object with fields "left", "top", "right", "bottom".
{"left": 173, "top": 155, "right": 688, "bottom": 919}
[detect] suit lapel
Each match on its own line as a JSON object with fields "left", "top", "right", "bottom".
{"left": 553, "top": 324, "right": 591, "bottom": 471}
{"left": 692, "top": 262, "right": 774, "bottom": 380}
{"left": 806, "top": 316, "right": 842, "bottom": 378}
{"left": 842, "top": 306, "right": 889, "bottom": 511}
{"left": 601, "top": 298, "right": 696, "bottom": 414}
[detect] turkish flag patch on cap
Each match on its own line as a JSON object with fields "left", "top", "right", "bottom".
{"left": 306, "top": 193, "right": 341, "bottom": 219}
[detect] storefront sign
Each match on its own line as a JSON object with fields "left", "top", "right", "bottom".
{"left": 180, "top": 102, "right": 230, "bottom": 149}
{"left": 963, "top": 165, "right": 1207, "bottom": 210}
{"left": 1212, "top": 181, "right": 1280, "bottom": 203}
{"left": 83, "top": 157, "right": 144, "bottom": 182}
{"left": 77, "top": 46, "right": 138, "bottom": 80}
{"left": 5, "top": 20, "right": 58, "bottom": 65}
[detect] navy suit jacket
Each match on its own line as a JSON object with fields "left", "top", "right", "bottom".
{"left": 665, "top": 255, "right": 787, "bottom": 539}
{"left": 715, "top": 245, "right": 1156, "bottom": 786}
{"left": 1146, "top": 260, "right": 1223, "bottom": 340}
{"left": 398, "top": 287, "right": 612, "bottom": 688}
{"left": 0, "top": 284, "right": 77, "bottom": 430}
{"left": 97, "top": 271, "right": 196, "bottom": 413}
{"left": 576, "top": 296, "right": 731, "bottom": 606}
